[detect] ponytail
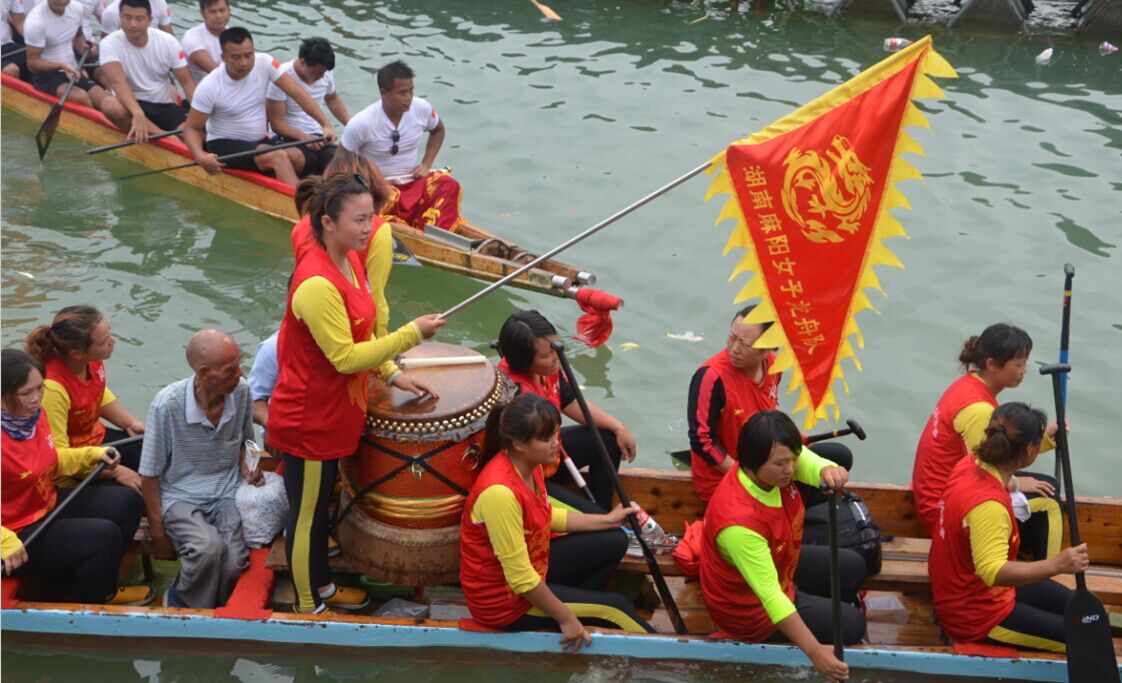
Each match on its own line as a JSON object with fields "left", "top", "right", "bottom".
{"left": 958, "top": 323, "right": 1033, "bottom": 372}
{"left": 24, "top": 305, "right": 103, "bottom": 364}
{"left": 479, "top": 393, "right": 562, "bottom": 468}
{"left": 976, "top": 402, "right": 1047, "bottom": 469}
{"left": 294, "top": 175, "right": 322, "bottom": 216}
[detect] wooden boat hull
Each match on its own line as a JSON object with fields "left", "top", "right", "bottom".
{"left": 0, "top": 75, "right": 594, "bottom": 298}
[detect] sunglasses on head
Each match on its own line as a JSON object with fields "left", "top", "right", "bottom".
{"left": 390, "top": 129, "right": 400, "bottom": 156}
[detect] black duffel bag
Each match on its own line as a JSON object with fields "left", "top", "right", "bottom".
{"left": 802, "top": 491, "right": 884, "bottom": 577}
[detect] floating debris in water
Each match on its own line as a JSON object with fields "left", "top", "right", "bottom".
{"left": 1101, "top": 42, "right": 1118, "bottom": 57}
{"left": 618, "top": 342, "right": 640, "bottom": 351}
{"left": 1035, "top": 48, "right": 1054, "bottom": 65}
{"left": 666, "top": 331, "right": 705, "bottom": 342}
{"left": 689, "top": 11, "right": 710, "bottom": 24}
{"left": 883, "top": 37, "right": 912, "bottom": 52}
{"left": 15, "top": 271, "right": 34, "bottom": 280}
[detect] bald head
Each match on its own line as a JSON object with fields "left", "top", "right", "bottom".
{"left": 186, "top": 329, "right": 238, "bottom": 370}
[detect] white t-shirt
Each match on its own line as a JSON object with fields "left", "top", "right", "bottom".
{"left": 341, "top": 97, "right": 439, "bottom": 180}
{"left": 179, "top": 22, "right": 220, "bottom": 87}
{"left": 99, "top": 0, "right": 169, "bottom": 35}
{"left": 191, "top": 52, "right": 283, "bottom": 142}
{"left": 99, "top": 28, "right": 185, "bottom": 103}
{"left": 2, "top": 0, "right": 25, "bottom": 45}
{"left": 265, "top": 60, "right": 334, "bottom": 136}
{"left": 74, "top": 0, "right": 100, "bottom": 41}
{"left": 23, "top": 1, "right": 84, "bottom": 68}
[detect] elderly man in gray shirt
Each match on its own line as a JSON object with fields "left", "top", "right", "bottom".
{"left": 139, "top": 329, "right": 264, "bottom": 609}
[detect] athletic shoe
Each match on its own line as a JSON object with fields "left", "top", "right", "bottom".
{"left": 319, "top": 584, "right": 370, "bottom": 610}
{"left": 109, "top": 585, "right": 155, "bottom": 606}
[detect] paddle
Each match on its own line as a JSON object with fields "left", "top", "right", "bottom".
{"left": 53, "top": 128, "right": 184, "bottom": 161}
{"left": 551, "top": 340, "right": 687, "bottom": 635}
{"left": 115, "top": 135, "right": 325, "bottom": 180}
{"left": 1054, "top": 264, "right": 1074, "bottom": 498}
{"left": 670, "top": 418, "right": 867, "bottom": 466}
{"left": 1, "top": 45, "right": 26, "bottom": 59}
{"left": 36, "top": 47, "right": 91, "bottom": 161}
{"left": 530, "top": 0, "right": 562, "bottom": 20}
{"left": 824, "top": 485, "right": 844, "bottom": 663}
{"left": 1039, "top": 362, "right": 1120, "bottom": 683}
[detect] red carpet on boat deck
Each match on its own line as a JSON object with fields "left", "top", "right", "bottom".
{"left": 214, "top": 547, "right": 274, "bottom": 620}
{"left": 953, "top": 641, "right": 1021, "bottom": 658}
{"left": 1, "top": 577, "right": 20, "bottom": 608}
{"left": 459, "top": 617, "right": 501, "bottom": 632}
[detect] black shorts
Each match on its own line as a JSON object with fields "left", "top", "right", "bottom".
{"left": 137, "top": 100, "right": 188, "bottom": 131}
{"left": 1, "top": 42, "right": 30, "bottom": 81}
{"left": 32, "top": 69, "right": 96, "bottom": 97}
{"left": 204, "top": 137, "right": 268, "bottom": 171}
{"left": 271, "top": 136, "right": 337, "bottom": 177}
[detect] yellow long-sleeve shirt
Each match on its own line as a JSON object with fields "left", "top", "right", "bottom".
{"left": 470, "top": 483, "right": 569, "bottom": 594}
{"left": 365, "top": 224, "right": 393, "bottom": 340}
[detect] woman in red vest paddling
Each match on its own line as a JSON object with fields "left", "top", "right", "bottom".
{"left": 267, "top": 174, "right": 444, "bottom": 614}
{"left": 688, "top": 305, "right": 853, "bottom": 506}
{"left": 699, "top": 410, "right": 864, "bottom": 682}
{"left": 494, "top": 310, "right": 635, "bottom": 512}
{"left": 913, "top": 324, "right": 1062, "bottom": 559}
{"left": 25, "top": 305, "right": 146, "bottom": 478}
{"left": 1, "top": 349, "right": 151, "bottom": 605}
{"left": 461, "top": 393, "right": 654, "bottom": 648}
{"left": 929, "top": 402, "right": 1087, "bottom": 652}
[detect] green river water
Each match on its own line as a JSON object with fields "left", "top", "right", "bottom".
{"left": 1, "top": 0, "right": 1119, "bottom": 680}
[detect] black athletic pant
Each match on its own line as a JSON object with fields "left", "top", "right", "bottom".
{"left": 102, "top": 427, "right": 142, "bottom": 472}
{"left": 548, "top": 425, "right": 622, "bottom": 511}
{"left": 768, "top": 544, "right": 868, "bottom": 645}
{"left": 797, "top": 442, "right": 854, "bottom": 508}
{"left": 503, "top": 528, "right": 654, "bottom": 633}
{"left": 280, "top": 452, "right": 337, "bottom": 613}
{"left": 987, "top": 578, "right": 1071, "bottom": 653}
{"left": 12, "top": 482, "right": 143, "bottom": 603}
{"left": 1014, "top": 470, "right": 1062, "bottom": 562}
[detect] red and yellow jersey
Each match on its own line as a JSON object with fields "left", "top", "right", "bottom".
{"left": 42, "top": 357, "right": 112, "bottom": 448}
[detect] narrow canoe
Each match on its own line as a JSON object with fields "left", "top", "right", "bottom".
{"left": 0, "top": 74, "right": 597, "bottom": 298}
{"left": 3, "top": 471, "right": 1119, "bottom": 681}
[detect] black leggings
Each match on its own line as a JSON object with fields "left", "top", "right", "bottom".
{"left": 503, "top": 528, "right": 654, "bottom": 633}
{"left": 798, "top": 442, "right": 854, "bottom": 508}
{"left": 102, "top": 427, "right": 142, "bottom": 472}
{"left": 768, "top": 544, "right": 868, "bottom": 645}
{"left": 281, "top": 452, "right": 337, "bottom": 613}
{"left": 12, "top": 482, "right": 143, "bottom": 603}
{"left": 987, "top": 579, "right": 1071, "bottom": 653}
{"left": 1015, "top": 470, "right": 1062, "bottom": 561}
{"left": 548, "top": 425, "right": 622, "bottom": 511}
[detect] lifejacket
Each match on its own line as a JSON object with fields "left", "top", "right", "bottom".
{"left": 913, "top": 373, "right": 997, "bottom": 535}
{"left": 460, "top": 451, "right": 552, "bottom": 627}
{"left": 44, "top": 357, "right": 107, "bottom": 447}
{"left": 929, "top": 456, "right": 1019, "bottom": 642}
{"left": 700, "top": 467, "right": 804, "bottom": 641}
{"left": 266, "top": 241, "right": 376, "bottom": 460}
{"left": 691, "top": 349, "right": 779, "bottom": 503}
{"left": 497, "top": 358, "right": 563, "bottom": 478}
{"left": 1, "top": 412, "right": 60, "bottom": 533}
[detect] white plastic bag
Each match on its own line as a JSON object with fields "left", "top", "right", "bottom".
{"left": 235, "top": 471, "right": 288, "bottom": 548}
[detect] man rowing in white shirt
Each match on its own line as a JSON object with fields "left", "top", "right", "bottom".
{"left": 180, "top": 0, "right": 227, "bottom": 86}
{"left": 2, "top": 0, "right": 28, "bottom": 79}
{"left": 99, "top": 0, "right": 170, "bottom": 37}
{"left": 24, "top": 0, "right": 109, "bottom": 108}
{"left": 265, "top": 37, "right": 349, "bottom": 177}
{"left": 183, "top": 26, "right": 336, "bottom": 185}
{"left": 97, "top": 0, "right": 194, "bottom": 142}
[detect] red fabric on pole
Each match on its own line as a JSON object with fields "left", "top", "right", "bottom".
{"left": 574, "top": 288, "right": 622, "bottom": 348}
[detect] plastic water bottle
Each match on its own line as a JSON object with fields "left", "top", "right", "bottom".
{"left": 1035, "top": 48, "right": 1054, "bottom": 65}
{"left": 883, "top": 37, "right": 912, "bottom": 52}
{"left": 634, "top": 507, "right": 669, "bottom": 546}
{"left": 1101, "top": 42, "right": 1119, "bottom": 56}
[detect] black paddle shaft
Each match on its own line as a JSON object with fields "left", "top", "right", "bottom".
{"left": 827, "top": 488, "right": 844, "bottom": 662}
{"left": 117, "top": 135, "right": 325, "bottom": 180}
{"left": 20, "top": 462, "right": 105, "bottom": 550}
{"left": 36, "top": 47, "right": 91, "bottom": 161}
{"left": 550, "top": 341, "right": 687, "bottom": 635}
{"left": 1041, "top": 363, "right": 1083, "bottom": 586}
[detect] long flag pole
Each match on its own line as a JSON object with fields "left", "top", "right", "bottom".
{"left": 1054, "top": 264, "right": 1074, "bottom": 499}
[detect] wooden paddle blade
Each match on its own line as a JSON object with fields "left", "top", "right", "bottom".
{"left": 35, "top": 108, "right": 62, "bottom": 161}
{"left": 1064, "top": 589, "right": 1121, "bottom": 683}
{"left": 530, "top": 0, "right": 562, "bottom": 20}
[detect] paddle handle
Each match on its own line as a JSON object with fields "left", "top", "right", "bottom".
{"left": 1040, "top": 362, "right": 1086, "bottom": 591}
{"left": 21, "top": 461, "right": 106, "bottom": 550}
{"left": 827, "top": 488, "right": 844, "bottom": 661}
{"left": 118, "top": 135, "right": 325, "bottom": 180}
{"left": 87, "top": 128, "right": 183, "bottom": 155}
{"left": 56, "top": 47, "right": 91, "bottom": 108}
{"left": 1055, "top": 264, "right": 1074, "bottom": 497}
{"left": 551, "top": 341, "right": 687, "bottom": 635}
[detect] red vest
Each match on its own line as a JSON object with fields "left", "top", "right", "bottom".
{"left": 913, "top": 374, "right": 997, "bottom": 535}
{"left": 290, "top": 214, "right": 386, "bottom": 266}
{"left": 1, "top": 412, "right": 60, "bottom": 533}
{"left": 700, "top": 467, "right": 804, "bottom": 641}
{"left": 929, "top": 456, "right": 1019, "bottom": 642}
{"left": 460, "top": 452, "right": 552, "bottom": 627}
{"left": 497, "top": 358, "right": 563, "bottom": 478}
{"left": 44, "top": 357, "right": 107, "bottom": 447}
{"left": 691, "top": 349, "right": 780, "bottom": 503}
{"left": 266, "top": 242, "right": 376, "bottom": 460}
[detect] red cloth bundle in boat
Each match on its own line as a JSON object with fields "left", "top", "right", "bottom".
{"left": 574, "top": 288, "right": 622, "bottom": 348}
{"left": 214, "top": 547, "right": 273, "bottom": 620}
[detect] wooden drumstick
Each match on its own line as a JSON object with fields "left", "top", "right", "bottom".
{"left": 396, "top": 356, "right": 488, "bottom": 369}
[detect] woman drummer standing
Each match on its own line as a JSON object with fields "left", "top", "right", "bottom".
{"left": 913, "top": 324, "right": 1062, "bottom": 559}
{"left": 266, "top": 174, "right": 444, "bottom": 614}
{"left": 461, "top": 394, "right": 654, "bottom": 646}
{"left": 930, "top": 402, "right": 1087, "bottom": 653}
{"left": 495, "top": 310, "right": 635, "bottom": 512}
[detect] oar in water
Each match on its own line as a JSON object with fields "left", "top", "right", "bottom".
{"left": 53, "top": 128, "right": 184, "bottom": 162}
{"left": 1039, "top": 362, "right": 1120, "bottom": 683}
{"left": 670, "top": 418, "right": 866, "bottom": 466}
{"left": 1054, "top": 264, "right": 1074, "bottom": 499}
{"left": 115, "top": 135, "right": 325, "bottom": 181}
{"left": 36, "top": 47, "right": 91, "bottom": 161}
{"left": 551, "top": 341, "right": 687, "bottom": 635}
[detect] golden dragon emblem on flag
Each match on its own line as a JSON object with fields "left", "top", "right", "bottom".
{"left": 781, "top": 135, "right": 874, "bottom": 244}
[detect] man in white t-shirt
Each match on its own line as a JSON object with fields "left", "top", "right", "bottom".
{"left": 183, "top": 26, "right": 336, "bottom": 186}
{"left": 265, "top": 37, "right": 349, "bottom": 177}
{"left": 99, "top": 0, "right": 170, "bottom": 37}
{"left": 340, "top": 60, "right": 463, "bottom": 230}
{"left": 97, "top": 0, "right": 194, "bottom": 141}
{"left": 24, "top": 0, "right": 109, "bottom": 107}
{"left": 180, "top": 0, "right": 227, "bottom": 87}
{"left": 2, "top": 0, "right": 28, "bottom": 79}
